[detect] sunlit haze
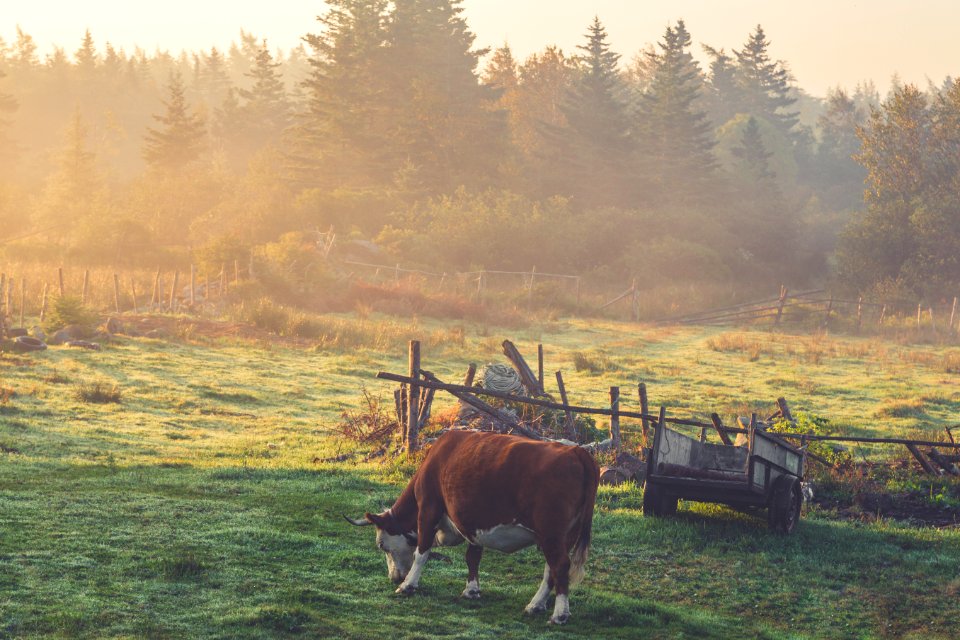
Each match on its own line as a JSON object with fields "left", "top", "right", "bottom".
{"left": 4, "top": 0, "right": 959, "bottom": 96}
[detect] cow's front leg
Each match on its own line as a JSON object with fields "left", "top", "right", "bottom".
{"left": 396, "top": 506, "right": 442, "bottom": 595}
{"left": 461, "top": 544, "right": 483, "bottom": 599}
{"left": 523, "top": 563, "right": 552, "bottom": 615}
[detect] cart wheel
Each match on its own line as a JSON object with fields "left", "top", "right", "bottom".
{"left": 768, "top": 476, "right": 801, "bottom": 534}
{"left": 643, "top": 482, "right": 676, "bottom": 517}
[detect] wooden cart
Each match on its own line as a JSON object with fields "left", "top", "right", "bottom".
{"left": 643, "top": 407, "right": 805, "bottom": 534}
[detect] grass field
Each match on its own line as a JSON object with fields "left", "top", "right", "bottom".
{"left": 2, "top": 313, "right": 960, "bottom": 638}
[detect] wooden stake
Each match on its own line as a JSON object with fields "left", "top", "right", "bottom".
{"left": 81, "top": 270, "right": 89, "bottom": 304}
{"left": 575, "top": 276, "right": 582, "bottom": 309}
{"left": 219, "top": 266, "right": 226, "bottom": 299}
{"left": 57, "top": 267, "right": 64, "bottom": 297}
{"left": 528, "top": 266, "right": 536, "bottom": 309}
{"left": 775, "top": 285, "right": 788, "bottom": 325}
{"left": 113, "top": 274, "right": 121, "bottom": 313}
{"left": 878, "top": 305, "right": 887, "bottom": 329}
{"left": 39, "top": 283, "right": 49, "bottom": 322}
{"left": 822, "top": 296, "right": 834, "bottom": 329}
{"left": 631, "top": 278, "right": 639, "bottom": 322}
{"left": 169, "top": 270, "right": 179, "bottom": 311}
{"left": 537, "top": 344, "right": 544, "bottom": 389}
{"left": 906, "top": 443, "right": 938, "bottom": 475}
{"left": 950, "top": 297, "right": 958, "bottom": 333}
{"left": 917, "top": 303, "right": 922, "bottom": 330}
{"left": 152, "top": 267, "right": 161, "bottom": 306}
{"left": 555, "top": 371, "right": 576, "bottom": 441}
{"left": 856, "top": 296, "right": 863, "bottom": 332}
{"left": 609, "top": 386, "right": 621, "bottom": 451}
{"left": 234, "top": 259, "right": 240, "bottom": 284}
{"left": 407, "top": 340, "right": 421, "bottom": 454}
{"left": 19, "top": 278, "right": 25, "bottom": 328}
{"left": 639, "top": 382, "right": 650, "bottom": 447}
{"left": 462, "top": 363, "right": 477, "bottom": 387}
{"left": 476, "top": 270, "right": 485, "bottom": 304}
{"left": 710, "top": 413, "right": 734, "bottom": 446}
{"left": 130, "top": 279, "right": 139, "bottom": 314}
{"left": 190, "top": 264, "right": 196, "bottom": 307}
{"left": 157, "top": 275, "right": 164, "bottom": 310}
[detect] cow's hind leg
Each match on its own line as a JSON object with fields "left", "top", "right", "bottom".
{"left": 523, "top": 563, "right": 553, "bottom": 615}
{"left": 461, "top": 544, "right": 483, "bottom": 599}
{"left": 542, "top": 541, "right": 572, "bottom": 624}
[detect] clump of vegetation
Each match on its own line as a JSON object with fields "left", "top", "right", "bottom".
{"left": 335, "top": 388, "right": 398, "bottom": 447}
{"left": 874, "top": 397, "right": 926, "bottom": 419}
{"left": 572, "top": 350, "right": 619, "bottom": 374}
{"left": 43, "top": 369, "right": 70, "bottom": 384}
{"left": 705, "top": 333, "right": 765, "bottom": 358}
{"left": 42, "top": 295, "right": 99, "bottom": 333}
{"left": 770, "top": 412, "right": 853, "bottom": 467}
{"left": 74, "top": 380, "right": 123, "bottom": 404}
{"left": 157, "top": 550, "right": 208, "bottom": 581}
{"left": 0, "top": 386, "right": 15, "bottom": 406}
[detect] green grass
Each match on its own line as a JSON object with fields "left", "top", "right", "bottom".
{"left": 2, "top": 315, "right": 960, "bottom": 638}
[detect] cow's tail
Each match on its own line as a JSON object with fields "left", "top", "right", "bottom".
{"left": 569, "top": 446, "right": 600, "bottom": 588}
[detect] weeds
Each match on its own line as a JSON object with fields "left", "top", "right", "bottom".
{"left": 572, "top": 350, "right": 619, "bottom": 373}
{"left": 43, "top": 369, "right": 70, "bottom": 384}
{"left": 335, "top": 387, "right": 398, "bottom": 446}
{"left": 75, "top": 380, "right": 123, "bottom": 404}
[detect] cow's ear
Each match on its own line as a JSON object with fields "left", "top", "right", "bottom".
{"left": 365, "top": 512, "right": 388, "bottom": 528}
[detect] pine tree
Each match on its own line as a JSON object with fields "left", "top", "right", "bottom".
{"left": 551, "top": 17, "right": 632, "bottom": 207}
{"left": 701, "top": 45, "right": 739, "bottom": 126}
{"left": 732, "top": 116, "right": 774, "bottom": 182}
{"left": 74, "top": 29, "right": 98, "bottom": 80}
{"left": 292, "top": 0, "right": 392, "bottom": 189}
{"left": 143, "top": 71, "right": 207, "bottom": 171}
{"left": 198, "top": 47, "right": 232, "bottom": 107}
{"left": 733, "top": 25, "right": 798, "bottom": 135}
{"left": 384, "top": 0, "right": 505, "bottom": 193}
{"left": 638, "top": 20, "right": 715, "bottom": 204}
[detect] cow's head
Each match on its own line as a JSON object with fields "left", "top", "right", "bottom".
{"left": 344, "top": 511, "right": 417, "bottom": 584}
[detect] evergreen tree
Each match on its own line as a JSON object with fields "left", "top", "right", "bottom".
{"left": 12, "top": 27, "right": 38, "bottom": 73}
{"left": 732, "top": 116, "right": 775, "bottom": 182}
{"left": 814, "top": 88, "right": 866, "bottom": 209}
{"left": 198, "top": 47, "right": 232, "bottom": 107}
{"left": 551, "top": 17, "right": 632, "bottom": 207}
{"left": 701, "top": 45, "right": 739, "bottom": 126}
{"left": 75, "top": 29, "right": 98, "bottom": 80}
{"left": 638, "top": 20, "right": 715, "bottom": 204}
{"left": 143, "top": 71, "right": 207, "bottom": 170}
{"left": 733, "top": 25, "right": 798, "bottom": 135}
{"left": 292, "top": 0, "right": 392, "bottom": 189}
{"left": 0, "top": 69, "right": 17, "bottom": 166}
{"left": 384, "top": 0, "right": 505, "bottom": 193}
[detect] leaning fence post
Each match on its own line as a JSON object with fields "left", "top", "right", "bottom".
{"left": 19, "top": 278, "right": 26, "bottom": 328}
{"left": 575, "top": 276, "right": 582, "bottom": 309}
{"left": 638, "top": 382, "right": 650, "bottom": 448}
{"left": 878, "top": 305, "right": 887, "bottom": 330}
{"left": 555, "top": 371, "right": 576, "bottom": 441}
{"left": 528, "top": 266, "right": 536, "bottom": 309}
{"left": 950, "top": 296, "right": 958, "bottom": 334}
{"left": 775, "top": 285, "right": 788, "bottom": 325}
{"left": 39, "top": 283, "right": 49, "bottom": 322}
{"left": 407, "top": 340, "right": 421, "bottom": 454}
{"left": 537, "top": 344, "right": 544, "bottom": 389}
{"left": 609, "top": 386, "right": 621, "bottom": 451}
{"left": 57, "top": 267, "right": 65, "bottom": 297}
{"left": 219, "top": 265, "right": 226, "bottom": 299}
{"left": 113, "top": 273, "right": 121, "bottom": 314}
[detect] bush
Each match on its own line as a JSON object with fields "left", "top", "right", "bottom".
{"left": 43, "top": 295, "right": 98, "bottom": 333}
{"left": 770, "top": 412, "right": 852, "bottom": 467}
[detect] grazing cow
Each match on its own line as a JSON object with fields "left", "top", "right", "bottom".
{"left": 345, "top": 430, "right": 600, "bottom": 625}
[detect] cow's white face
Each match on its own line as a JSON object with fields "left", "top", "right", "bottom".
{"left": 375, "top": 527, "right": 416, "bottom": 584}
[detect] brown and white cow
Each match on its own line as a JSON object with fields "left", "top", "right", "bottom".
{"left": 345, "top": 430, "right": 600, "bottom": 625}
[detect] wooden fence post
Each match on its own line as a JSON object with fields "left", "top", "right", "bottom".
{"left": 407, "top": 340, "right": 421, "bottom": 454}
{"left": 39, "top": 283, "right": 49, "bottom": 323}
{"left": 609, "top": 386, "right": 621, "bottom": 451}
{"left": 204, "top": 272, "right": 210, "bottom": 302}
{"left": 950, "top": 296, "right": 958, "bottom": 334}
{"left": 856, "top": 296, "right": 863, "bottom": 333}
{"left": 19, "top": 278, "right": 25, "bottom": 328}
{"left": 929, "top": 307, "right": 937, "bottom": 335}
{"left": 775, "top": 285, "right": 788, "bottom": 325}
{"left": 878, "top": 305, "right": 887, "bottom": 330}
{"left": 234, "top": 259, "right": 240, "bottom": 284}
{"left": 219, "top": 265, "right": 226, "bottom": 299}
{"left": 81, "top": 270, "right": 89, "bottom": 305}
{"left": 537, "top": 344, "right": 544, "bottom": 389}
{"left": 528, "top": 266, "right": 536, "bottom": 309}
{"left": 57, "top": 267, "right": 64, "bottom": 297}
{"left": 113, "top": 274, "right": 121, "bottom": 314}
{"left": 190, "top": 264, "right": 196, "bottom": 307}
{"left": 555, "top": 371, "right": 576, "bottom": 441}
{"left": 169, "top": 270, "right": 179, "bottom": 311}
{"left": 152, "top": 268, "right": 161, "bottom": 306}
{"left": 917, "top": 303, "right": 922, "bottom": 330}
{"left": 130, "top": 279, "right": 139, "bottom": 314}
{"left": 822, "top": 296, "right": 834, "bottom": 329}
{"left": 638, "top": 382, "right": 650, "bottom": 448}
{"left": 631, "top": 279, "right": 639, "bottom": 322}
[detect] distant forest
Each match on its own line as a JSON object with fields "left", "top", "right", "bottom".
{"left": 1, "top": 0, "right": 959, "bottom": 300}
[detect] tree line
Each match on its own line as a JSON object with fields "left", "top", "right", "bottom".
{"left": 0, "top": 0, "right": 957, "bottom": 302}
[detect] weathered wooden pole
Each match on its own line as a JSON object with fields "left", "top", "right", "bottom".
{"left": 631, "top": 279, "right": 639, "bottom": 322}
{"left": 555, "top": 371, "right": 576, "bottom": 441}
{"left": 917, "top": 303, "right": 922, "bottom": 330}
{"left": 638, "top": 382, "right": 650, "bottom": 447}
{"left": 575, "top": 276, "right": 582, "bottom": 309}
{"left": 81, "top": 270, "right": 90, "bottom": 304}
{"left": 878, "top": 305, "right": 887, "bottom": 329}
{"left": 407, "top": 340, "right": 421, "bottom": 454}
{"left": 856, "top": 296, "right": 863, "bottom": 333}
{"left": 19, "top": 278, "right": 25, "bottom": 328}
{"left": 152, "top": 268, "right": 161, "bottom": 306}
{"left": 234, "top": 259, "right": 240, "bottom": 284}
{"left": 528, "top": 266, "right": 536, "bottom": 309}
{"left": 39, "top": 283, "right": 49, "bottom": 322}
{"left": 130, "top": 279, "right": 139, "bottom": 314}
{"left": 609, "top": 386, "right": 621, "bottom": 451}
{"left": 113, "top": 274, "right": 121, "bottom": 313}
{"left": 190, "top": 264, "right": 196, "bottom": 307}
{"left": 57, "top": 267, "right": 64, "bottom": 297}
{"left": 462, "top": 363, "right": 477, "bottom": 387}
{"left": 169, "top": 270, "right": 179, "bottom": 311}
{"left": 822, "top": 296, "right": 834, "bottom": 329}
{"left": 537, "top": 344, "right": 544, "bottom": 389}
{"left": 219, "top": 265, "right": 226, "bottom": 299}
{"left": 710, "top": 413, "right": 734, "bottom": 446}
{"left": 950, "top": 297, "right": 958, "bottom": 334}
{"left": 775, "top": 285, "right": 788, "bottom": 325}
{"left": 157, "top": 274, "right": 164, "bottom": 310}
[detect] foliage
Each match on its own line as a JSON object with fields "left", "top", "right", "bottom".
{"left": 770, "top": 412, "right": 853, "bottom": 468}
{"left": 42, "top": 295, "right": 98, "bottom": 332}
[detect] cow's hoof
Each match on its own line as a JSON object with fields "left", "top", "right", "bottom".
{"left": 524, "top": 604, "right": 547, "bottom": 616}
{"left": 395, "top": 585, "right": 417, "bottom": 596}
{"left": 462, "top": 589, "right": 481, "bottom": 600}
{"left": 548, "top": 614, "right": 569, "bottom": 625}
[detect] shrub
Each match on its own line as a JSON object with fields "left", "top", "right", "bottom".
{"left": 75, "top": 380, "right": 122, "bottom": 404}
{"left": 43, "top": 295, "right": 98, "bottom": 333}
{"left": 769, "top": 412, "right": 853, "bottom": 467}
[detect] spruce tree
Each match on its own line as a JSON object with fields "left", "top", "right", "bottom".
{"left": 638, "top": 20, "right": 715, "bottom": 204}
{"left": 733, "top": 25, "right": 798, "bottom": 135}
{"left": 143, "top": 71, "right": 207, "bottom": 171}
{"left": 552, "top": 17, "right": 632, "bottom": 207}
{"left": 74, "top": 29, "right": 98, "bottom": 80}
{"left": 701, "top": 45, "right": 739, "bottom": 126}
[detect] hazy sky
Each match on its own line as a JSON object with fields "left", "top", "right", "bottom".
{"left": 3, "top": 1, "right": 957, "bottom": 96}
